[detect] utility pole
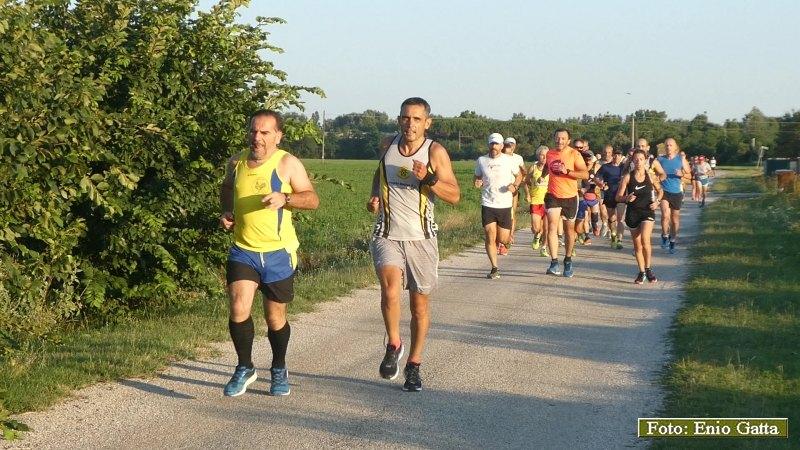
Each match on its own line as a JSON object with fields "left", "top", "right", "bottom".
{"left": 321, "top": 110, "right": 325, "bottom": 161}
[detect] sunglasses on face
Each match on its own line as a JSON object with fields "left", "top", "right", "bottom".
{"left": 574, "top": 146, "right": 584, "bottom": 150}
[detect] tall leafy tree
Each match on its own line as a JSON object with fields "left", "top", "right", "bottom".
{"left": 0, "top": 0, "right": 321, "bottom": 350}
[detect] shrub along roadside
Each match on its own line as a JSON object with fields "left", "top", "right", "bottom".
{"left": 0, "top": 0, "right": 321, "bottom": 355}
{"left": 655, "top": 171, "right": 799, "bottom": 448}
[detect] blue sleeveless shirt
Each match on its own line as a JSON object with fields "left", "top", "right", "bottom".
{"left": 658, "top": 154, "right": 683, "bottom": 194}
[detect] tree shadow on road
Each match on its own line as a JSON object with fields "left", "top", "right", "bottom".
{"left": 196, "top": 373, "right": 644, "bottom": 449}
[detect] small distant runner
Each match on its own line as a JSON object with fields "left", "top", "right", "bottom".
{"left": 595, "top": 147, "right": 627, "bottom": 250}
{"left": 503, "top": 137, "right": 526, "bottom": 246}
{"left": 574, "top": 139, "right": 601, "bottom": 246}
{"left": 597, "top": 144, "right": 614, "bottom": 238}
{"left": 693, "top": 155, "right": 713, "bottom": 207}
{"left": 475, "top": 133, "right": 523, "bottom": 279}
{"left": 651, "top": 138, "right": 690, "bottom": 254}
{"left": 524, "top": 145, "right": 550, "bottom": 257}
{"left": 616, "top": 149, "right": 663, "bottom": 284}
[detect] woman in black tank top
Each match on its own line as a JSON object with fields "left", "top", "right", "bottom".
{"left": 616, "top": 150, "right": 663, "bottom": 284}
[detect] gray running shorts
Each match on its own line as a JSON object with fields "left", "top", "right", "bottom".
{"left": 370, "top": 236, "right": 438, "bottom": 294}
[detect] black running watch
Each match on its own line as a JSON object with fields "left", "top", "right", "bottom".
{"left": 284, "top": 193, "right": 291, "bottom": 205}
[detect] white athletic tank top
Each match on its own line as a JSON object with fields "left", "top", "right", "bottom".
{"left": 373, "top": 134, "right": 437, "bottom": 240}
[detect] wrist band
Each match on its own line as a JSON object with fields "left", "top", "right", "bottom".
{"left": 422, "top": 172, "right": 438, "bottom": 186}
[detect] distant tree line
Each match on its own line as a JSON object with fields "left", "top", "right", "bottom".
{"left": 284, "top": 107, "right": 800, "bottom": 163}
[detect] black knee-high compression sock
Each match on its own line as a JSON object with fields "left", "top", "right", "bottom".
{"left": 267, "top": 322, "right": 291, "bottom": 369}
{"left": 229, "top": 317, "right": 254, "bottom": 368}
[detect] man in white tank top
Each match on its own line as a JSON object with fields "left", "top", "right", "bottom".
{"left": 366, "top": 97, "right": 460, "bottom": 392}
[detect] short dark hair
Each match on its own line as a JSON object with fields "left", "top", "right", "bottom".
{"left": 632, "top": 149, "right": 648, "bottom": 159}
{"left": 400, "top": 97, "right": 431, "bottom": 116}
{"left": 554, "top": 128, "right": 571, "bottom": 138}
{"left": 250, "top": 109, "right": 283, "bottom": 132}
{"left": 572, "top": 138, "right": 584, "bottom": 146}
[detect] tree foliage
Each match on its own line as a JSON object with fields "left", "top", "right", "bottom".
{"left": 291, "top": 107, "right": 798, "bottom": 162}
{"left": 0, "top": 0, "right": 321, "bottom": 353}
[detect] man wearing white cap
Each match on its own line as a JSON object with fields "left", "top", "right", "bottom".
{"left": 503, "top": 137, "right": 526, "bottom": 244}
{"left": 474, "top": 133, "right": 523, "bottom": 279}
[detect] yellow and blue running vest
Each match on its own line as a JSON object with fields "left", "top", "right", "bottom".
{"left": 373, "top": 134, "right": 437, "bottom": 240}
{"left": 529, "top": 163, "right": 549, "bottom": 205}
{"left": 233, "top": 149, "right": 300, "bottom": 254}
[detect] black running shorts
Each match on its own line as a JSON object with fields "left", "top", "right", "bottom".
{"left": 481, "top": 206, "right": 513, "bottom": 229}
{"left": 662, "top": 192, "right": 683, "bottom": 211}
{"left": 544, "top": 194, "right": 579, "bottom": 221}
{"left": 602, "top": 192, "right": 620, "bottom": 209}
{"left": 624, "top": 207, "right": 655, "bottom": 229}
{"left": 226, "top": 260, "right": 295, "bottom": 303}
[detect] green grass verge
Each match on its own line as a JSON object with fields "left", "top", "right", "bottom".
{"left": 0, "top": 159, "right": 498, "bottom": 417}
{"left": 710, "top": 166, "right": 765, "bottom": 194}
{"left": 655, "top": 172, "right": 799, "bottom": 448}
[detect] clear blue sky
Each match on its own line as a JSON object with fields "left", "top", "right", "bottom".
{"left": 198, "top": 0, "right": 799, "bottom": 123}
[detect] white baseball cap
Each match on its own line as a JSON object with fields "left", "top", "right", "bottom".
{"left": 504, "top": 137, "right": 516, "bottom": 145}
{"left": 488, "top": 133, "right": 504, "bottom": 145}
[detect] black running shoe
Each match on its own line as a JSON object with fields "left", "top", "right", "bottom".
{"left": 645, "top": 268, "right": 658, "bottom": 283}
{"left": 379, "top": 343, "right": 404, "bottom": 380}
{"left": 634, "top": 272, "right": 645, "bottom": 284}
{"left": 402, "top": 364, "right": 422, "bottom": 392}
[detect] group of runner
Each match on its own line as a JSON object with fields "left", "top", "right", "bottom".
{"left": 216, "top": 98, "right": 713, "bottom": 397}
{"left": 475, "top": 130, "right": 713, "bottom": 284}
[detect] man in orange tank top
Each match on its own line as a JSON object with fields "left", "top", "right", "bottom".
{"left": 543, "top": 129, "right": 589, "bottom": 278}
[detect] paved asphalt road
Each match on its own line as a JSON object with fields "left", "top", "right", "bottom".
{"left": 9, "top": 195, "right": 704, "bottom": 449}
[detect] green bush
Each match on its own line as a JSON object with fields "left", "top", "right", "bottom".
{"left": 0, "top": 0, "right": 321, "bottom": 353}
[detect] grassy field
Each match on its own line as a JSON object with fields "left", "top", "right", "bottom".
{"left": 708, "top": 166, "right": 765, "bottom": 194}
{"left": 0, "top": 159, "right": 501, "bottom": 418}
{"left": 656, "top": 166, "right": 799, "bottom": 448}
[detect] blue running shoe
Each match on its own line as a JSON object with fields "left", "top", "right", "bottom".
{"left": 224, "top": 365, "right": 257, "bottom": 397}
{"left": 270, "top": 367, "right": 291, "bottom": 396}
{"left": 661, "top": 235, "right": 668, "bottom": 249}
{"left": 563, "top": 261, "right": 574, "bottom": 278}
{"left": 669, "top": 241, "right": 676, "bottom": 254}
{"left": 546, "top": 260, "right": 561, "bottom": 276}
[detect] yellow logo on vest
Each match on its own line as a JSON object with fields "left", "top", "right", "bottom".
{"left": 253, "top": 178, "right": 268, "bottom": 193}
{"left": 397, "top": 166, "right": 411, "bottom": 179}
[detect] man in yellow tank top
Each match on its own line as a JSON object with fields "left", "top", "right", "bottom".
{"left": 525, "top": 146, "right": 550, "bottom": 256}
{"left": 219, "top": 110, "right": 319, "bottom": 397}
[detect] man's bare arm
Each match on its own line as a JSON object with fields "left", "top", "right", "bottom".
{"left": 569, "top": 151, "right": 590, "bottom": 180}
{"left": 427, "top": 142, "right": 460, "bottom": 205}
